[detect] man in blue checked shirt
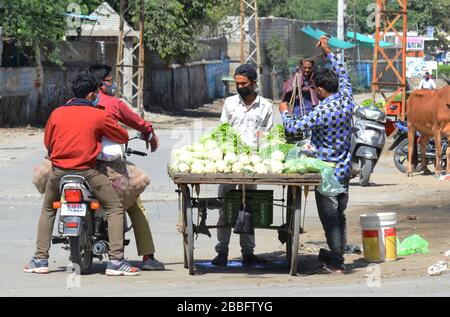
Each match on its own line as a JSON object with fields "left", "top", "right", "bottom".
{"left": 279, "top": 36, "right": 355, "bottom": 274}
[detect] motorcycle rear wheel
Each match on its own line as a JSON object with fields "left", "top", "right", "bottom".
{"left": 69, "top": 215, "right": 93, "bottom": 275}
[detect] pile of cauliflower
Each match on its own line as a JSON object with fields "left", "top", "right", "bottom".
{"left": 169, "top": 139, "right": 286, "bottom": 174}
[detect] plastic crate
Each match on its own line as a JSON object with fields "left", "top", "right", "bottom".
{"left": 223, "top": 190, "right": 273, "bottom": 227}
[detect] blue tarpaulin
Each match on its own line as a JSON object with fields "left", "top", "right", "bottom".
{"left": 300, "top": 25, "right": 355, "bottom": 49}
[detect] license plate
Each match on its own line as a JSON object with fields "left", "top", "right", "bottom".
{"left": 60, "top": 203, "right": 87, "bottom": 217}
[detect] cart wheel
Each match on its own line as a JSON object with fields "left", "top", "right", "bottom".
{"left": 286, "top": 186, "right": 301, "bottom": 276}
{"left": 181, "top": 185, "right": 195, "bottom": 275}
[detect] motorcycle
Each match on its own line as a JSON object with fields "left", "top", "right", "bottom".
{"left": 51, "top": 137, "right": 148, "bottom": 274}
{"left": 350, "top": 105, "right": 387, "bottom": 186}
{"left": 390, "top": 120, "right": 447, "bottom": 173}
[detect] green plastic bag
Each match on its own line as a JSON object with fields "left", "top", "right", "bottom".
{"left": 317, "top": 167, "right": 346, "bottom": 196}
{"left": 397, "top": 234, "right": 429, "bottom": 256}
{"left": 282, "top": 156, "right": 344, "bottom": 196}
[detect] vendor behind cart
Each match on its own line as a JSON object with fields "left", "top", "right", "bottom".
{"left": 279, "top": 36, "right": 355, "bottom": 274}
{"left": 212, "top": 64, "right": 274, "bottom": 266}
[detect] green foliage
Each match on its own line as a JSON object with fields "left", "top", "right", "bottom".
{"left": 258, "top": 0, "right": 337, "bottom": 21}
{"left": 0, "top": 0, "right": 71, "bottom": 65}
{"left": 438, "top": 64, "right": 450, "bottom": 78}
{"left": 408, "top": 0, "right": 450, "bottom": 33}
{"left": 258, "top": 0, "right": 449, "bottom": 46}
{"left": 361, "top": 98, "right": 384, "bottom": 109}
{"left": 210, "top": 123, "right": 251, "bottom": 155}
{"left": 266, "top": 35, "right": 288, "bottom": 74}
{"left": 0, "top": 0, "right": 231, "bottom": 64}
{"left": 142, "top": 0, "right": 230, "bottom": 63}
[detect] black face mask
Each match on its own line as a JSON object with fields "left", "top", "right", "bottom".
{"left": 237, "top": 85, "right": 255, "bottom": 99}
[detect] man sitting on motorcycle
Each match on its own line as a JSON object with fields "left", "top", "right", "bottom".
{"left": 24, "top": 72, "right": 141, "bottom": 276}
{"left": 88, "top": 64, "right": 164, "bottom": 271}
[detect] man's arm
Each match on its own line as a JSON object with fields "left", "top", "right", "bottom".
{"left": 327, "top": 54, "right": 353, "bottom": 103}
{"left": 100, "top": 114, "right": 129, "bottom": 144}
{"left": 44, "top": 113, "right": 54, "bottom": 155}
{"left": 116, "top": 99, "right": 159, "bottom": 151}
{"left": 220, "top": 100, "right": 229, "bottom": 124}
{"left": 281, "top": 108, "right": 324, "bottom": 135}
{"left": 117, "top": 99, "right": 153, "bottom": 135}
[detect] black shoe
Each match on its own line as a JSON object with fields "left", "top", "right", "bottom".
{"left": 242, "top": 253, "right": 267, "bottom": 266}
{"left": 318, "top": 248, "right": 331, "bottom": 262}
{"left": 211, "top": 253, "right": 228, "bottom": 266}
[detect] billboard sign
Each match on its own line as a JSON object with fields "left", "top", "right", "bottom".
{"left": 407, "top": 37, "right": 425, "bottom": 51}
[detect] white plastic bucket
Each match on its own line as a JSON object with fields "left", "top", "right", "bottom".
{"left": 360, "top": 212, "right": 397, "bottom": 262}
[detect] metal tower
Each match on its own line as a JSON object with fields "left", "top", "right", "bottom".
{"left": 239, "top": 0, "right": 262, "bottom": 92}
{"left": 372, "top": 0, "right": 408, "bottom": 120}
{"left": 116, "top": 0, "right": 145, "bottom": 118}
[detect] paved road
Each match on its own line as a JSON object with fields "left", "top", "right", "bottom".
{"left": 0, "top": 127, "right": 449, "bottom": 297}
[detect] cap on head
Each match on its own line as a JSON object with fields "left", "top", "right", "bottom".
{"left": 234, "top": 64, "right": 257, "bottom": 81}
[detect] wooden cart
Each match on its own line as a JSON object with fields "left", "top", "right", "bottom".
{"left": 169, "top": 172, "right": 321, "bottom": 276}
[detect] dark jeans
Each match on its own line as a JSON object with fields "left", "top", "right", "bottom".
{"left": 315, "top": 177, "right": 350, "bottom": 267}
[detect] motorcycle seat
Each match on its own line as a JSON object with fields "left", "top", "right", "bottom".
{"left": 60, "top": 174, "right": 92, "bottom": 192}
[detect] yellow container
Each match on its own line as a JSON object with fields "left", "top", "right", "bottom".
{"left": 360, "top": 213, "right": 397, "bottom": 262}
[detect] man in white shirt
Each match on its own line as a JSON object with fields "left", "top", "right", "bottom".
{"left": 212, "top": 64, "right": 273, "bottom": 266}
{"left": 418, "top": 72, "right": 437, "bottom": 90}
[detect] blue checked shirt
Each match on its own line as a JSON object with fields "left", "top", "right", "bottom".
{"left": 282, "top": 53, "right": 355, "bottom": 181}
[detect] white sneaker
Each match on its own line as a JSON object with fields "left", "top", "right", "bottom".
{"left": 142, "top": 258, "right": 165, "bottom": 271}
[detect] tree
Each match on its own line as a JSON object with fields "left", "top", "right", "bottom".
{"left": 0, "top": 0, "right": 71, "bottom": 66}
{"left": 258, "top": 0, "right": 337, "bottom": 21}
{"left": 0, "top": 0, "right": 232, "bottom": 65}
{"left": 142, "top": 0, "right": 230, "bottom": 63}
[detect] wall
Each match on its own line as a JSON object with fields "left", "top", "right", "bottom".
{"left": 143, "top": 37, "right": 229, "bottom": 112}
{"left": 0, "top": 67, "right": 37, "bottom": 127}
{"left": 0, "top": 35, "right": 229, "bottom": 126}
{"left": 144, "top": 55, "right": 230, "bottom": 112}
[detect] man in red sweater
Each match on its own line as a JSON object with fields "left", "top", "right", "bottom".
{"left": 24, "top": 72, "right": 141, "bottom": 276}
{"left": 88, "top": 64, "right": 164, "bottom": 271}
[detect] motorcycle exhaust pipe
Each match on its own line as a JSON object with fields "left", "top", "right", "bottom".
{"left": 91, "top": 241, "right": 109, "bottom": 256}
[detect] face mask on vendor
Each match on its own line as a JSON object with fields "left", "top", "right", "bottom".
{"left": 235, "top": 75, "right": 256, "bottom": 99}
{"left": 102, "top": 76, "right": 117, "bottom": 96}
{"left": 237, "top": 85, "right": 256, "bottom": 99}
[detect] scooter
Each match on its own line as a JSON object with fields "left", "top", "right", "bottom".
{"left": 350, "top": 105, "right": 387, "bottom": 186}
{"left": 390, "top": 120, "right": 447, "bottom": 173}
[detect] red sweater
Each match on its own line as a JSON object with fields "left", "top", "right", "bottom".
{"left": 44, "top": 102, "right": 129, "bottom": 170}
{"left": 98, "top": 91, "right": 153, "bottom": 136}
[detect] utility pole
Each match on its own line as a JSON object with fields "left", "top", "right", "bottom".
{"left": 116, "top": 0, "right": 145, "bottom": 118}
{"left": 353, "top": 0, "right": 358, "bottom": 78}
{"left": 137, "top": 0, "right": 145, "bottom": 118}
{"left": 337, "top": 0, "right": 345, "bottom": 40}
{"left": 239, "top": 0, "right": 262, "bottom": 95}
{"left": 337, "top": 0, "right": 345, "bottom": 62}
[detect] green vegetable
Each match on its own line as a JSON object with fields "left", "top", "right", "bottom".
{"left": 210, "top": 123, "right": 251, "bottom": 155}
